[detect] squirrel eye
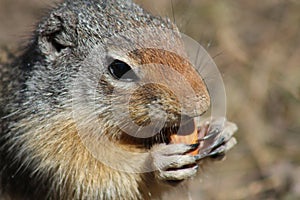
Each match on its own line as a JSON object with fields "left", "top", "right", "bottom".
{"left": 108, "top": 60, "right": 139, "bottom": 82}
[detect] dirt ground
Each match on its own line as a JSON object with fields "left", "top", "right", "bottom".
{"left": 1, "top": 0, "right": 300, "bottom": 199}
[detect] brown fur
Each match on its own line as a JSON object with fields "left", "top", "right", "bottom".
{"left": 129, "top": 48, "right": 210, "bottom": 115}
{"left": 0, "top": 0, "right": 237, "bottom": 199}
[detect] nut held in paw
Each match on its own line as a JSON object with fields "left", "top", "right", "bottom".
{"left": 170, "top": 119, "right": 202, "bottom": 155}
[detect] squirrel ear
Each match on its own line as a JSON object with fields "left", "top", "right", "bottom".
{"left": 37, "top": 11, "right": 78, "bottom": 56}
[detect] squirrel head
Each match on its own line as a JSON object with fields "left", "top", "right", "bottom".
{"left": 0, "top": 1, "right": 216, "bottom": 199}
{"left": 22, "top": 0, "right": 210, "bottom": 146}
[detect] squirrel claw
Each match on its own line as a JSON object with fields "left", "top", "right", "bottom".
{"left": 195, "top": 121, "right": 237, "bottom": 161}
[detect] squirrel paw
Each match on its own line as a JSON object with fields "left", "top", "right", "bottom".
{"left": 195, "top": 121, "right": 237, "bottom": 161}
{"left": 151, "top": 143, "right": 199, "bottom": 183}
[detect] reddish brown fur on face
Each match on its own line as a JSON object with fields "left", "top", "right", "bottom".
{"left": 129, "top": 48, "right": 210, "bottom": 116}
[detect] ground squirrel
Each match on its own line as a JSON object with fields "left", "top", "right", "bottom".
{"left": 0, "top": 0, "right": 237, "bottom": 199}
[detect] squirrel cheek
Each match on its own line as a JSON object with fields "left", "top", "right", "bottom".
{"left": 128, "top": 84, "right": 181, "bottom": 125}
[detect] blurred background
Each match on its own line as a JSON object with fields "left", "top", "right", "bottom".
{"left": 0, "top": 0, "right": 299, "bottom": 199}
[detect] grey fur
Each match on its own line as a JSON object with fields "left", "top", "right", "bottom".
{"left": 0, "top": 0, "right": 236, "bottom": 199}
{"left": 0, "top": 1, "right": 186, "bottom": 199}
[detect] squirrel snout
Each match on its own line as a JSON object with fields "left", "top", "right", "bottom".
{"left": 128, "top": 48, "right": 211, "bottom": 117}
{"left": 128, "top": 81, "right": 209, "bottom": 127}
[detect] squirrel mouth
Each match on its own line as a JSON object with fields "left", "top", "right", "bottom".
{"left": 119, "top": 115, "right": 199, "bottom": 149}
